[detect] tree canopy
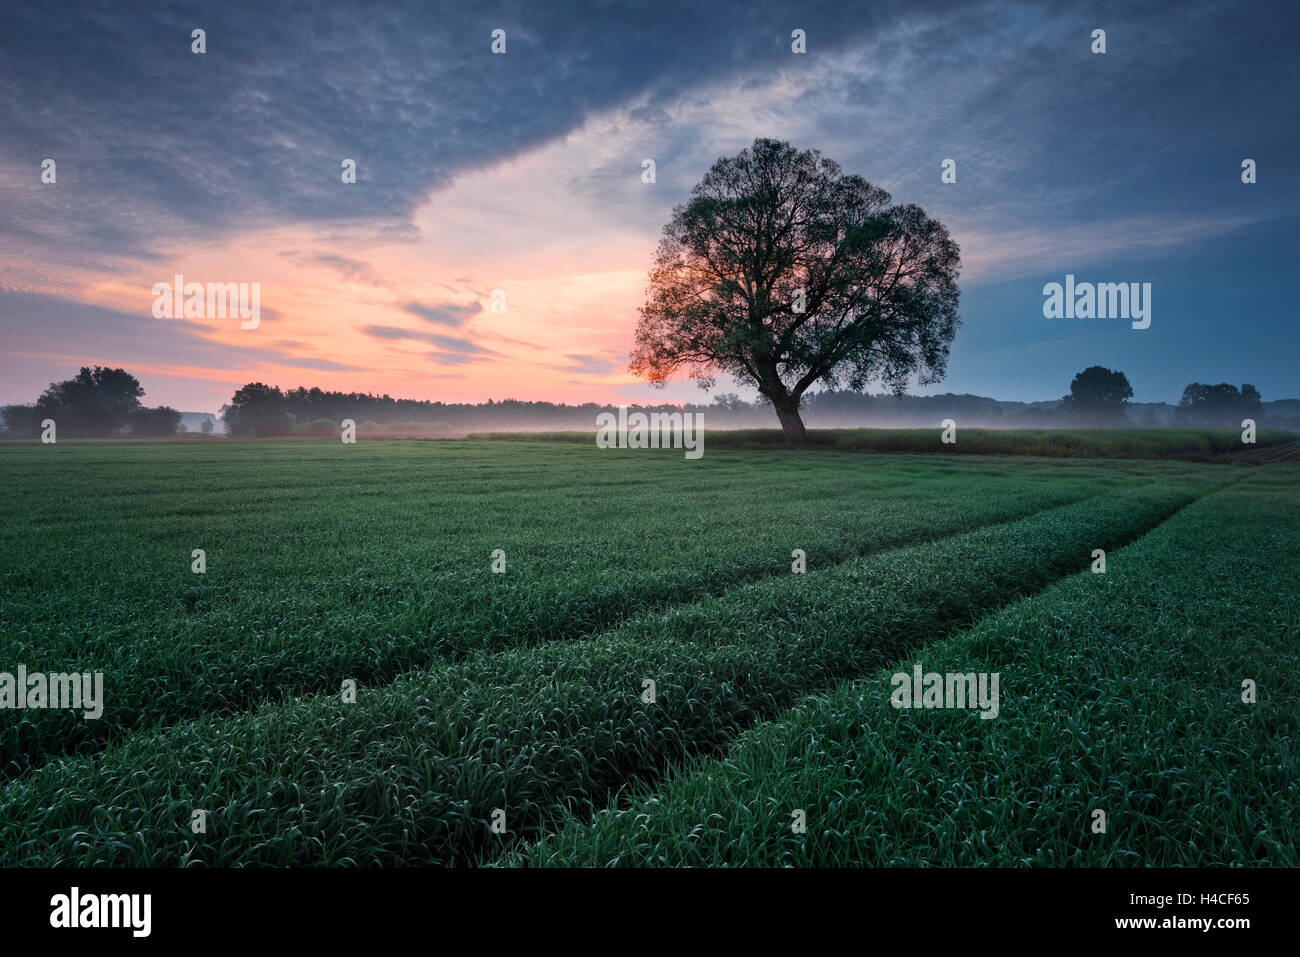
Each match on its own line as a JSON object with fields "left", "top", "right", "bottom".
{"left": 1060, "top": 366, "right": 1134, "bottom": 426}
{"left": 0, "top": 366, "right": 185, "bottom": 438}
{"left": 1175, "top": 382, "right": 1262, "bottom": 427}
{"left": 221, "top": 383, "right": 293, "bottom": 437}
{"left": 37, "top": 366, "right": 144, "bottom": 436}
{"left": 630, "top": 138, "right": 961, "bottom": 442}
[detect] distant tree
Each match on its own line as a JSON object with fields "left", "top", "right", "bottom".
{"left": 630, "top": 138, "right": 961, "bottom": 443}
{"left": 1241, "top": 384, "right": 1263, "bottom": 419}
{"left": 1176, "top": 382, "right": 1261, "bottom": 427}
{"left": 131, "top": 406, "right": 182, "bottom": 436}
{"left": 710, "top": 393, "right": 749, "bottom": 411}
{"left": 1059, "top": 366, "right": 1133, "bottom": 426}
{"left": 295, "top": 417, "right": 339, "bottom": 437}
{"left": 33, "top": 366, "right": 144, "bottom": 436}
{"left": 222, "top": 383, "right": 293, "bottom": 436}
{"left": 200, "top": 417, "right": 215, "bottom": 435}
{"left": 1, "top": 404, "right": 42, "bottom": 436}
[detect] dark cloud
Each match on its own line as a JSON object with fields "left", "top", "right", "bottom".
{"left": 4, "top": 1, "right": 1296, "bottom": 270}
{"left": 0, "top": 0, "right": 965, "bottom": 272}
{"left": 4, "top": 0, "right": 1300, "bottom": 403}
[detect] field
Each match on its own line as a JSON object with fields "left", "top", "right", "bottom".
{"left": 474, "top": 427, "right": 1300, "bottom": 461}
{"left": 0, "top": 439, "right": 1295, "bottom": 866}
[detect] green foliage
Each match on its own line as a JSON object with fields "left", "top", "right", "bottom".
{"left": 0, "top": 441, "right": 1289, "bottom": 868}
{"left": 0, "top": 446, "right": 1226, "bottom": 865}
{"left": 526, "top": 471, "right": 1299, "bottom": 867}
{"left": 0, "top": 441, "right": 1153, "bottom": 776}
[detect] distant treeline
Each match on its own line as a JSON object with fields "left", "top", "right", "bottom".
{"left": 213, "top": 381, "right": 1299, "bottom": 437}
{"left": 4, "top": 369, "right": 1298, "bottom": 438}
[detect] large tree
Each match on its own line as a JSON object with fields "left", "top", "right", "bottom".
{"left": 630, "top": 138, "right": 961, "bottom": 443}
{"left": 1060, "top": 366, "right": 1134, "bottom": 426}
{"left": 35, "top": 366, "right": 145, "bottom": 436}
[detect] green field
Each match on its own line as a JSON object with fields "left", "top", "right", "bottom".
{"left": 0, "top": 440, "right": 1295, "bottom": 866}
{"left": 475, "top": 427, "right": 1300, "bottom": 461}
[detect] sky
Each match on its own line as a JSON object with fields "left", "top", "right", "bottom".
{"left": 1, "top": 0, "right": 1297, "bottom": 412}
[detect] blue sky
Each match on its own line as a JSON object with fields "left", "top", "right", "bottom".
{"left": 1, "top": 0, "right": 1296, "bottom": 410}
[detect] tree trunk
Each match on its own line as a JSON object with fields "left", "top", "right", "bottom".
{"left": 772, "top": 396, "right": 808, "bottom": 445}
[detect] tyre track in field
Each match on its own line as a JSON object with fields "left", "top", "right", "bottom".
{"left": 0, "top": 474, "right": 1112, "bottom": 783}
{"left": 0, "top": 478, "right": 1230, "bottom": 865}
{"left": 482, "top": 477, "right": 1240, "bottom": 866}
{"left": 1230, "top": 441, "right": 1300, "bottom": 463}
{"left": 516, "top": 474, "right": 1281, "bottom": 867}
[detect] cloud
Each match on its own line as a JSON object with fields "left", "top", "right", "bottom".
{"left": 401, "top": 300, "right": 482, "bottom": 327}
{"left": 422, "top": 333, "right": 501, "bottom": 356}
{"left": 423, "top": 351, "right": 492, "bottom": 366}
{"left": 0, "top": 289, "right": 369, "bottom": 408}
{"left": 272, "top": 356, "right": 365, "bottom": 371}
{"left": 362, "top": 325, "right": 419, "bottom": 341}
{"left": 282, "top": 252, "right": 391, "bottom": 287}
{"left": 361, "top": 324, "right": 505, "bottom": 364}
{"left": 4, "top": 0, "right": 1299, "bottom": 407}
{"left": 480, "top": 331, "right": 549, "bottom": 351}
{"left": 550, "top": 353, "right": 624, "bottom": 376}
{"left": 0, "top": 0, "right": 963, "bottom": 286}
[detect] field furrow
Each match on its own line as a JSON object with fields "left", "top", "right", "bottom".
{"left": 0, "top": 477, "right": 1220, "bottom": 865}
{"left": 518, "top": 469, "right": 1300, "bottom": 867}
{"left": 0, "top": 443, "right": 1161, "bottom": 776}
